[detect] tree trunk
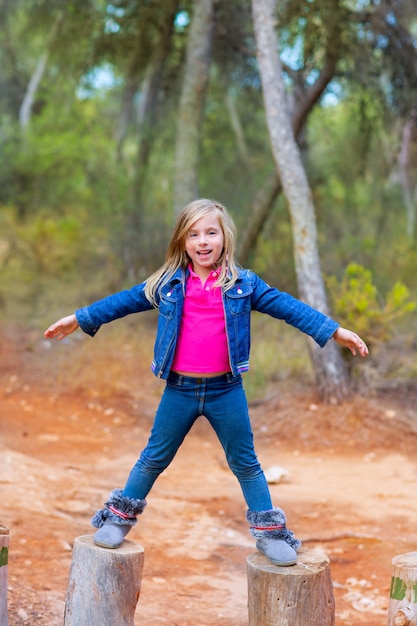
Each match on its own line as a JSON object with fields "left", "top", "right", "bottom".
{"left": 0, "top": 525, "right": 9, "bottom": 626}
{"left": 135, "top": 0, "right": 178, "bottom": 180}
{"left": 398, "top": 107, "right": 417, "bottom": 242}
{"left": 64, "top": 535, "right": 144, "bottom": 626}
{"left": 222, "top": 78, "right": 251, "bottom": 169}
{"left": 117, "top": 1, "right": 178, "bottom": 281}
{"left": 19, "top": 52, "right": 48, "bottom": 132}
{"left": 252, "top": 0, "right": 350, "bottom": 402}
{"left": 238, "top": 170, "right": 283, "bottom": 263}
{"left": 238, "top": 54, "right": 337, "bottom": 265}
{"left": 173, "top": 0, "right": 215, "bottom": 213}
{"left": 18, "top": 11, "right": 64, "bottom": 132}
{"left": 387, "top": 552, "right": 417, "bottom": 626}
{"left": 247, "top": 548, "right": 335, "bottom": 626}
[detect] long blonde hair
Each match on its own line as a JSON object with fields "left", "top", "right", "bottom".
{"left": 144, "top": 199, "right": 239, "bottom": 306}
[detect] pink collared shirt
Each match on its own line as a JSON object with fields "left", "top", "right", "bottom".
{"left": 171, "top": 266, "right": 230, "bottom": 373}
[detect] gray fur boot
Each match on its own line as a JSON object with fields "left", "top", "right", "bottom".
{"left": 91, "top": 489, "right": 147, "bottom": 549}
{"left": 247, "top": 507, "right": 301, "bottom": 566}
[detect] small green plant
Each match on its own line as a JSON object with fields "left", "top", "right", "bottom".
{"left": 326, "top": 263, "right": 416, "bottom": 346}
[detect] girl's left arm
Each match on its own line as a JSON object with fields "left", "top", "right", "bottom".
{"left": 332, "top": 327, "right": 369, "bottom": 357}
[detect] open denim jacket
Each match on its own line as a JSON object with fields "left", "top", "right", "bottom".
{"left": 75, "top": 267, "right": 339, "bottom": 379}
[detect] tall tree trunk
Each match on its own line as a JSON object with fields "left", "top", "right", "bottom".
{"left": 18, "top": 10, "right": 64, "bottom": 133}
{"left": 222, "top": 78, "right": 251, "bottom": 169}
{"left": 238, "top": 51, "right": 338, "bottom": 264}
{"left": 238, "top": 170, "right": 282, "bottom": 263}
{"left": 398, "top": 106, "right": 417, "bottom": 242}
{"left": 19, "top": 52, "right": 48, "bottom": 132}
{"left": 118, "top": 1, "right": 178, "bottom": 281}
{"left": 173, "top": 0, "right": 215, "bottom": 214}
{"left": 252, "top": 0, "right": 350, "bottom": 403}
{"left": 135, "top": 0, "right": 178, "bottom": 179}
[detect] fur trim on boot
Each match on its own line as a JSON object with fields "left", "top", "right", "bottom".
{"left": 91, "top": 489, "right": 147, "bottom": 529}
{"left": 246, "top": 507, "right": 301, "bottom": 550}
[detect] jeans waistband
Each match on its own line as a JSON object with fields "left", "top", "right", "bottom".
{"left": 168, "top": 371, "right": 238, "bottom": 385}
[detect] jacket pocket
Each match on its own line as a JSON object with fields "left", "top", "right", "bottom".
{"left": 224, "top": 285, "right": 253, "bottom": 315}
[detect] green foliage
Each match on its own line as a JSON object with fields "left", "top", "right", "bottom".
{"left": 0, "top": 0, "right": 417, "bottom": 390}
{"left": 326, "top": 263, "right": 416, "bottom": 345}
{"left": 1, "top": 205, "right": 83, "bottom": 276}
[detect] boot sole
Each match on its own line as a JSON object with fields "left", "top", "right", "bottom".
{"left": 94, "top": 539, "right": 120, "bottom": 549}
{"left": 257, "top": 545, "right": 297, "bottom": 566}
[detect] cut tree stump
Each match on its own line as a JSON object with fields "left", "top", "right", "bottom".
{"left": 0, "top": 525, "right": 9, "bottom": 626}
{"left": 64, "top": 535, "right": 144, "bottom": 626}
{"left": 387, "top": 552, "right": 417, "bottom": 626}
{"left": 247, "top": 547, "right": 334, "bottom": 626}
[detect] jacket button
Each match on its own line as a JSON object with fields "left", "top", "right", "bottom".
{"left": 237, "top": 288, "right": 242, "bottom": 294}
{"left": 167, "top": 292, "right": 171, "bottom": 297}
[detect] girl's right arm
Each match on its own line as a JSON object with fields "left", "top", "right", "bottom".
{"left": 45, "top": 283, "right": 154, "bottom": 339}
{"left": 44, "top": 314, "right": 79, "bottom": 341}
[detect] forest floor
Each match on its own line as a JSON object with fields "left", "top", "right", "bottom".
{"left": 2, "top": 325, "right": 417, "bottom": 626}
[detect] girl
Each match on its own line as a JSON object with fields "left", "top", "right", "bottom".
{"left": 44, "top": 198, "right": 368, "bottom": 567}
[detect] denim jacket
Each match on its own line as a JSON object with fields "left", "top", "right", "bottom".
{"left": 75, "top": 267, "right": 339, "bottom": 379}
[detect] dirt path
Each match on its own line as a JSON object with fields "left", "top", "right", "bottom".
{"left": 2, "top": 329, "right": 417, "bottom": 625}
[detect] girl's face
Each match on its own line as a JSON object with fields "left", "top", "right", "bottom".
{"left": 184, "top": 212, "right": 224, "bottom": 279}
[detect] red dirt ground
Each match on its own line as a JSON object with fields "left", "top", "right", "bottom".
{"left": 2, "top": 327, "right": 417, "bottom": 625}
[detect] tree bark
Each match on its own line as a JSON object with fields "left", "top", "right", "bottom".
{"left": 0, "top": 525, "right": 9, "bottom": 626}
{"left": 117, "top": 1, "right": 178, "bottom": 281}
{"left": 173, "top": 0, "right": 215, "bottom": 213}
{"left": 223, "top": 79, "right": 251, "bottom": 169}
{"left": 64, "top": 535, "right": 144, "bottom": 626}
{"left": 18, "top": 10, "right": 64, "bottom": 132}
{"left": 247, "top": 548, "right": 334, "bottom": 626}
{"left": 387, "top": 551, "right": 417, "bottom": 626}
{"left": 398, "top": 107, "right": 417, "bottom": 242}
{"left": 19, "top": 52, "right": 48, "bottom": 132}
{"left": 238, "top": 170, "right": 283, "bottom": 263}
{"left": 252, "top": 0, "right": 350, "bottom": 402}
{"left": 238, "top": 54, "right": 337, "bottom": 265}
{"left": 135, "top": 0, "right": 179, "bottom": 178}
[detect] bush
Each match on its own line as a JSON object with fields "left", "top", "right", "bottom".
{"left": 326, "top": 263, "right": 416, "bottom": 346}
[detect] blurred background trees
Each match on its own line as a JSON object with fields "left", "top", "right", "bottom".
{"left": 1, "top": 0, "right": 416, "bottom": 395}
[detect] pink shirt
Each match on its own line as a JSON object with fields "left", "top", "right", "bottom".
{"left": 171, "top": 266, "right": 230, "bottom": 373}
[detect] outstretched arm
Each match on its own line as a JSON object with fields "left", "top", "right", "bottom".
{"left": 44, "top": 314, "right": 79, "bottom": 341}
{"left": 333, "top": 327, "right": 369, "bottom": 357}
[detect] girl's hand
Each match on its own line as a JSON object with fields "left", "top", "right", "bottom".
{"left": 333, "top": 327, "right": 369, "bottom": 357}
{"left": 44, "top": 314, "right": 79, "bottom": 341}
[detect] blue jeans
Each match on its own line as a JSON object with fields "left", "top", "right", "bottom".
{"left": 123, "top": 372, "right": 273, "bottom": 512}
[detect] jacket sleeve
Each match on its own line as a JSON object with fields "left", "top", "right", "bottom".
{"left": 75, "top": 282, "right": 154, "bottom": 337}
{"left": 249, "top": 272, "right": 339, "bottom": 347}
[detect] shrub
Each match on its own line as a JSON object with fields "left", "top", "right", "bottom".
{"left": 326, "top": 263, "right": 416, "bottom": 346}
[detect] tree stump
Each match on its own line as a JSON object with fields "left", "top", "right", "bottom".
{"left": 64, "top": 535, "right": 144, "bottom": 626}
{"left": 387, "top": 552, "right": 417, "bottom": 626}
{"left": 247, "top": 547, "right": 335, "bottom": 626}
{"left": 0, "top": 525, "right": 9, "bottom": 626}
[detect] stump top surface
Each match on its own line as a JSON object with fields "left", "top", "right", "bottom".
{"left": 0, "top": 525, "right": 9, "bottom": 535}
{"left": 247, "top": 548, "right": 329, "bottom": 575}
{"left": 392, "top": 552, "right": 417, "bottom": 568}
{"left": 74, "top": 535, "right": 145, "bottom": 555}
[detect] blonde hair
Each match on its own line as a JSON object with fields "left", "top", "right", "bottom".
{"left": 144, "top": 199, "right": 239, "bottom": 306}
